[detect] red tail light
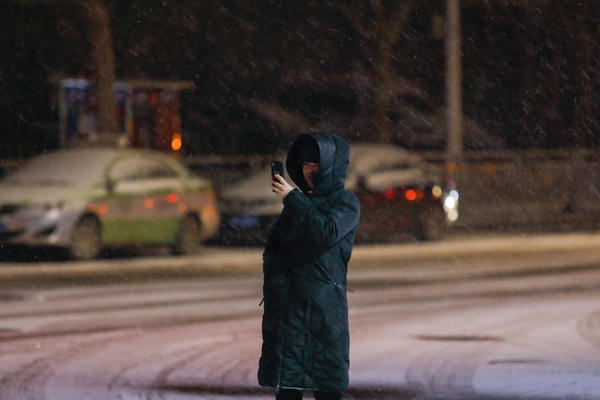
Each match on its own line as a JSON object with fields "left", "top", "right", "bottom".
{"left": 166, "top": 193, "right": 179, "bottom": 203}
{"left": 384, "top": 188, "right": 397, "bottom": 199}
{"left": 404, "top": 189, "right": 425, "bottom": 201}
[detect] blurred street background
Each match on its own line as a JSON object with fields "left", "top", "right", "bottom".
{"left": 1, "top": 1, "right": 600, "bottom": 399}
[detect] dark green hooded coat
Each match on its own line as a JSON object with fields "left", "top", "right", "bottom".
{"left": 258, "top": 133, "right": 360, "bottom": 392}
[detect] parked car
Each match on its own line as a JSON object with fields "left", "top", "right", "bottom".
{"left": 0, "top": 148, "right": 220, "bottom": 259}
{"left": 217, "top": 161, "right": 288, "bottom": 244}
{"left": 347, "top": 144, "right": 458, "bottom": 242}
{"left": 218, "top": 144, "right": 458, "bottom": 244}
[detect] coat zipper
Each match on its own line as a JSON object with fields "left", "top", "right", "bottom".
{"left": 276, "top": 271, "right": 291, "bottom": 393}
{"left": 314, "top": 261, "right": 353, "bottom": 293}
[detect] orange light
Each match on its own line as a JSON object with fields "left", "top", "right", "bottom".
{"left": 415, "top": 189, "right": 424, "bottom": 200}
{"left": 384, "top": 188, "right": 397, "bottom": 199}
{"left": 143, "top": 198, "right": 155, "bottom": 208}
{"left": 171, "top": 133, "right": 182, "bottom": 151}
{"left": 405, "top": 189, "right": 417, "bottom": 201}
{"left": 96, "top": 203, "right": 109, "bottom": 216}
{"left": 166, "top": 193, "right": 179, "bottom": 203}
{"left": 202, "top": 204, "right": 217, "bottom": 218}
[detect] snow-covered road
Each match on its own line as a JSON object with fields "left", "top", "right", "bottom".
{"left": 1, "top": 234, "right": 600, "bottom": 399}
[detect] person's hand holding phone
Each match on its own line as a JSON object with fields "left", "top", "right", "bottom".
{"left": 271, "top": 161, "right": 283, "bottom": 192}
{"left": 271, "top": 161, "right": 293, "bottom": 200}
{"left": 272, "top": 174, "right": 294, "bottom": 200}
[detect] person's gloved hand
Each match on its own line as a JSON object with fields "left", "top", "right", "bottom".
{"left": 272, "top": 174, "right": 294, "bottom": 200}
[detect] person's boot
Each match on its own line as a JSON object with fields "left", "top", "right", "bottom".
{"left": 314, "top": 390, "right": 342, "bottom": 400}
{"left": 276, "top": 388, "right": 302, "bottom": 400}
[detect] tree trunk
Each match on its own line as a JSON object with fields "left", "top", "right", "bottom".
{"left": 338, "top": 0, "right": 415, "bottom": 144}
{"left": 84, "top": 0, "right": 118, "bottom": 145}
{"left": 371, "top": 1, "right": 393, "bottom": 144}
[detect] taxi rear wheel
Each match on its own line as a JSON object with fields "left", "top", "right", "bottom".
{"left": 68, "top": 214, "right": 102, "bottom": 260}
{"left": 174, "top": 214, "right": 203, "bottom": 255}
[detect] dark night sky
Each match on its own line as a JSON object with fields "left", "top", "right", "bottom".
{"left": 1, "top": 0, "right": 599, "bottom": 158}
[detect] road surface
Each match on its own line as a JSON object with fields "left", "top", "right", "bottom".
{"left": 1, "top": 233, "right": 600, "bottom": 399}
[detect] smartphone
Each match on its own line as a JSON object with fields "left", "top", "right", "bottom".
{"left": 271, "top": 161, "right": 284, "bottom": 192}
{"left": 271, "top": 161, "right": 284, "bottom": 179}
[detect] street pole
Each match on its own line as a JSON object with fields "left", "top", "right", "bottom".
{"left": 84, "top": 0, "right": 119, "bottom": 146}
{"left": 445, "top": 0, "right": 463, "bottom": 188}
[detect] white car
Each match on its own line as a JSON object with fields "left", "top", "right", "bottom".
{"left": 0, "top": 148, "right": 220, "bottom": 259}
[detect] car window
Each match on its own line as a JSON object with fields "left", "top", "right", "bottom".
{"left": 109, "top": 159, "right": 143, "bottom": 182}
{"left": 138, "top": 159, "right": 178, "bottom": 180}
{"left": 348, "top": 145, "right": 424, "bottom": 176}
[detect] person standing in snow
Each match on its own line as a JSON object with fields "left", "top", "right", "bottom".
{"left": 259, "top": 133, "right": 360, "bottom": 400}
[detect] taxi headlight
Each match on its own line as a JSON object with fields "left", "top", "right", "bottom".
{"left": 43, "top": 202, "right": 64, "bottom": 221}
{"left": 443, "top": 190, "right": 459, "bottom": 212}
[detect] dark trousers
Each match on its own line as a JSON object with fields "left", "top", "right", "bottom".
{"left": 276, "top": 388, "right": 342, "bottom": 400}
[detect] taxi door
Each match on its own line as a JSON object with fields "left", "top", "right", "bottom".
{"left": 100, "top": 157, "right": 149, "bottom": 245}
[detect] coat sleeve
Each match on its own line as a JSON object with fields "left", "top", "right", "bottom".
{"left": 283, "top": 189, "right": 360, "bottom": 249}
{"left": 265, "top": 210, "right": 284, "bottom": 251}
{"left": 262, "top": 207, "right": 289, "bottom": 272}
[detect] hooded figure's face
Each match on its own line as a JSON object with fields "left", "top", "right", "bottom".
{"left": 286, "top": 133, "right": 350, "bottom": 197}
{"left": 302, "top": 162, "right": 319, "bottom": 189}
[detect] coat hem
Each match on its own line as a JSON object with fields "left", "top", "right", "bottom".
{"left": 259, "top": 383, "right": 348, "bottom": 392}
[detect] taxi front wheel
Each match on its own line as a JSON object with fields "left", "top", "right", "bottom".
{"left": 68, "top": 214, "right": 102, "bottom": 260}
{"left": 174, "top": 214, "right": 203, "bottom": 255}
